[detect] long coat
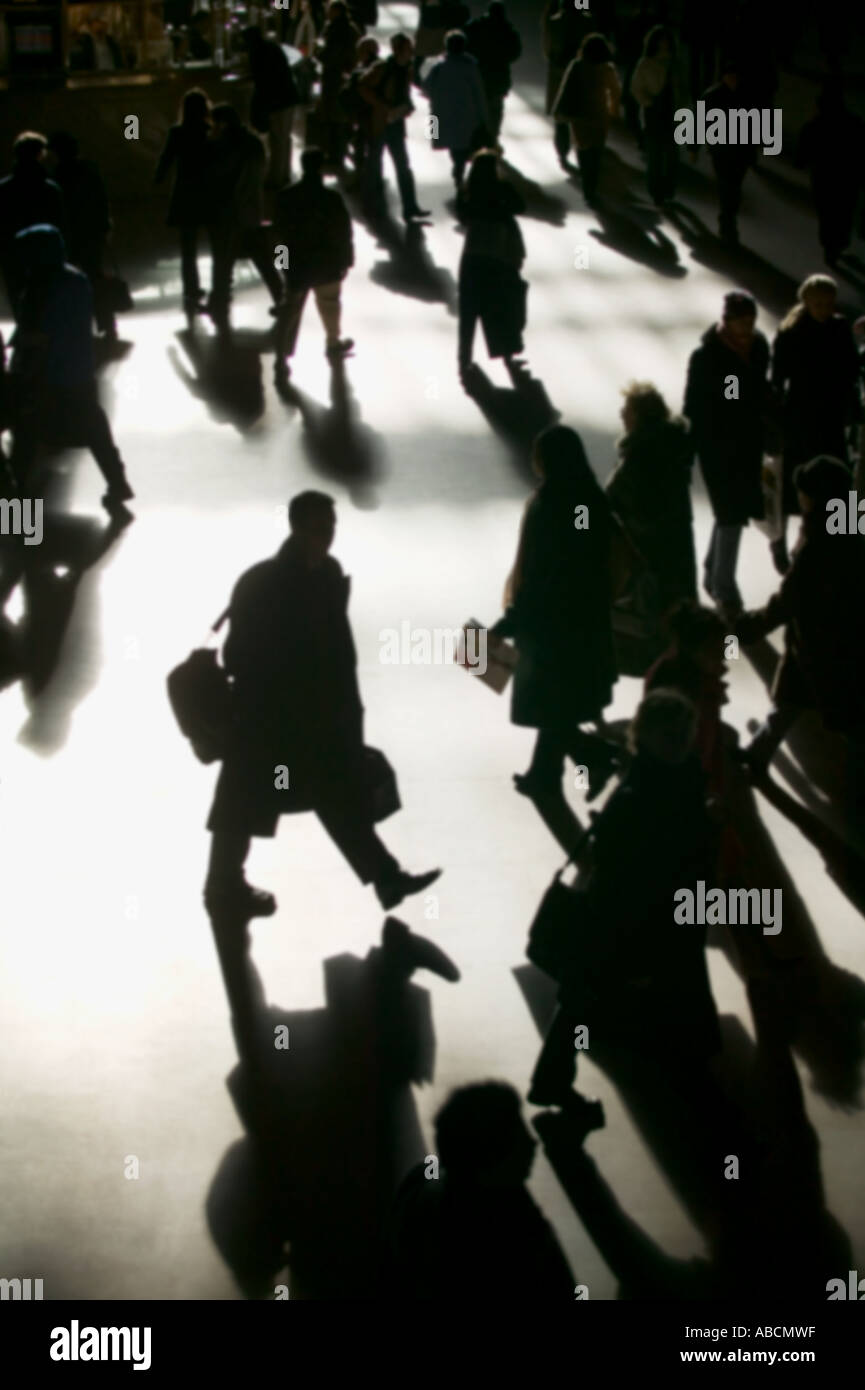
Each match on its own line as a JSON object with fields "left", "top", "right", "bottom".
{"left": 559, "top": 752, "right": 721, "bottom": 1063}
{"left": 737, "top": 516, "right": 865, "bottom": 732}
{"left": 155, "top": 122, "right": 211, "bottom": 228}
{"left": 552, "top": 58, "right": 620, "bottom": 149}
{"left": 425, "top": 51, "right": 489, "bottom": 152}
{"left": 606, "top": 417, "right": 697, "bottom": 612}
{"left": 684, "top": 324, "right": 771, "bottom": 526}
{"left": 772, "top": 311, "right": 859, "bottom": 513}
{"left": 207, "top": 540, "right": 366, "bottom": 835}
{"left": 497, "top": 482, "right": 617, "bottom": 728}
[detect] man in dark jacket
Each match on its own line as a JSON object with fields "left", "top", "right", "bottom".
{"left": 737, "top": 455, "right": 865, "bottom": 777}
{"left": 358, "top": 32, "right": 430, "bottom": 222}
{"left": 683, "top": 290, "right": 773, "bottom": 619}
{"left": 0, "top": 132, "right": 65, "bottom": 318}
{"left": 46, "top": 132, "right": 115, "bottom": 338}
{"left": 204, "top": 489, "right": 441, "bottom": 925}
{"left": 8, "top": 224, "right": 133, "bottom": 516}
{"left": 466, "top": 2, "right": 522, "bottom": 145}
{"left": 242, "top": 25, "right": 298, "bottom": 189}
{"left": 273, "top": 147, "right": 355, "bottom": 380}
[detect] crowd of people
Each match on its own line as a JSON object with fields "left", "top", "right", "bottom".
{"left": 1, "top": 0, "right": 864, "bottom": 1300}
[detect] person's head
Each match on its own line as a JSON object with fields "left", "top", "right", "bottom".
{"left": 532, "top": 424, "right": 604, "bottom": 510}
{"left": 579, "top": 33, "right": 612, "bottom": 64}
{"left": 793, "top": 454, "right": 851, "bottom": 517}
{"left": 644, "top": 24, "right": 672, "bottom": 59}
{"left": 328, "top": 1, "right": 347, "bottom": 19}
{"left": 300, "top": 146, "right": 325, "bottom": 180}
{"left": 721, "top": 289, "right": 757, "bottom": 345}
{"left": 14, "top": 223, "right": 67, "bottom": 280}
{"left": 390, "top": 32, "right": 413, "bottom": 64}
{"left": 357, "top": 36, "right": 379, "bottom": 64}
{"left": 620, "top": 381, "right": 669, "bottom": 434}
{"left": 465, "top": 147, "right": 500, "bottom": 201}
{"left": 241, "top": 24, "right": 262, "bottom": 49}
{"left": 211, "top": 104, "right": 241, "bottom": 139}
{"left": 628, "top": 688, "right": 698, "bottom": 763}
{"left": 667, "top": 601, "right": 726, "bottom": 677}
{"left": 435, "top": 1082, "right": 536, "bottom": 1188}
{"left": 180, "top": 87, "right": 210, "bottom": 126}
{"left": 12, "top": 132, "right": 48, "bottom": 171}
{"left": 287, "top": 490, "right": 336, "bottom": 564}
{"left": 445, "top": 29, "right": 467, "bottom": 56}
{"left": 799, "top": 273, "right": 837, "bottom": 323}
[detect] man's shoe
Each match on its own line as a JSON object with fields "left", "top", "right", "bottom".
{"left": 204, "top": 880, "right": 278, "bottom": 919}
{"left": 403, "top": 207, "right": 432, "bottom": 221}
{"left": 325, "top": 338, "right": 354, "bottom": 359}
{"left": 374, "top": 867, "right": 441, "bottom": 911}
{"left": 381, "top": 916, "right": 460, "bottom": 981}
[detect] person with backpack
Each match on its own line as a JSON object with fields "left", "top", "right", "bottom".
{"left": 358, "top": 32, "right": 431, "bottom": 223}
{"left": 272, "top": 147, "right": 355, "bottom": 382}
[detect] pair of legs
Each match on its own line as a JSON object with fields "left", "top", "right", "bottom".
{"left": 207, "top": 224, "right": 284, "bottom": 327}
{"left": 575, "top": 141, "right": 603, "bottom": 207}
{"left": 266, "top": 106, "right": 295, "bottom": 189}
{"left": 517, "top": 725, "right": 621, "bottom": 856}
{"left": 362, "top": 120, "right": 424, "bottom": 220}
{"left": 644, "top": 132, "right": 678, "bottom": 205}
{"left": 552, "top": 118, "right": 571, "bottom": 166}
{"left": 10, "top": 384, "right": 133, "bottom": 506}
{"left": 703, "top": 522, "right": 743, "bottom": 611}
{"left": 712, "top": 156, "right": 748, "bottom": 243}
{"left": 450, "top": 147, "right": 471, "bottom": 192}
{"left": 274, "top": 279, "right": 347, "bottom": 370}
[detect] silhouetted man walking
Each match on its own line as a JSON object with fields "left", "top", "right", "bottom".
{"left": 204, "top": 489, "right": 441, "bottom": 920}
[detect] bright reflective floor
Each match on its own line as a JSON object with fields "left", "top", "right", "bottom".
{"left": 1, "top": 5, "right": 864, "bottom": 1299}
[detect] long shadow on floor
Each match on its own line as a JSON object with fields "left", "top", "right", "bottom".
{"left": 1, "top": 510, "right": 130, "bottom": 754}
{"left": 516, "top": 967, "right": 852, "bottom": 1298}
{"left": 367, "top": 218, "right": 458, "bottom": 311}
{"left": 206, "top": 932, "right": 454, "bottom": 1299}
{"left": 461, "top": 361, "right": 560, "bottom": 473}
{"left": 274, "top": 357, "right": 386, "bottom": 509}
{"left": 663, "top": 204, "right": 807, "bottom": 318}
{"left": 168, "top": 325, "right": 269, "bottom": 432}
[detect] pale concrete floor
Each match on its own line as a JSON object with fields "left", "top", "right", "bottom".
{"left": 1, "top": 6, "right": 864, "bottom": 1300}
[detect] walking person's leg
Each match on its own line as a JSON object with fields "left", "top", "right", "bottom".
{"left": 179, "top": 224, "right": 202, "bottom": 309}
{"left": 244, "top": 225, "right": 284, "bottom": 306}
{"left": 274, "top": 284, "right": 308, "bottom": 377}
{"left": 384, "top": 120, "right": 423, "bottom": 219}
{"left": 79, "top": 387, "right": 134, "bottom": 511}
{"left": 313, "top": 280, "right": 351, "bottom": 357}
{"left": 711, "top": 523, "right": 744, "bottom": 613}
{"left": 267, "top": 107, "right": 294, "bottom": 189}
{"left": 315, "top": 795, "right": 441, "bottom": 909}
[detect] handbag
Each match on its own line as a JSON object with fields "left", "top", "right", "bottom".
{"left": 166, "top": 608, "right": 232, "bottom": 764}
{"left": 526, "top": 830, "right": 597, "bottom": 981}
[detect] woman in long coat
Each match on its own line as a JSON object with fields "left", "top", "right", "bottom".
{"left": 542, "top": 0, "right": 589, "bottom": 166}
{"left": 771, "top": 274, "right": 859, "bottom": 572}
{"left": 457, "top": 149, "right": 527, "bottom": 384}
{"left": 607, "top": 380, "right": 696, "bottom": 618}
{"left": 491, "top": 425, "right": 620, "bottom": 854}
{"left": 552, "top": 31, "right": 621, "bottom": 206}
{"left": 154, "top": 87, "right": 212, "bottom": 318}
